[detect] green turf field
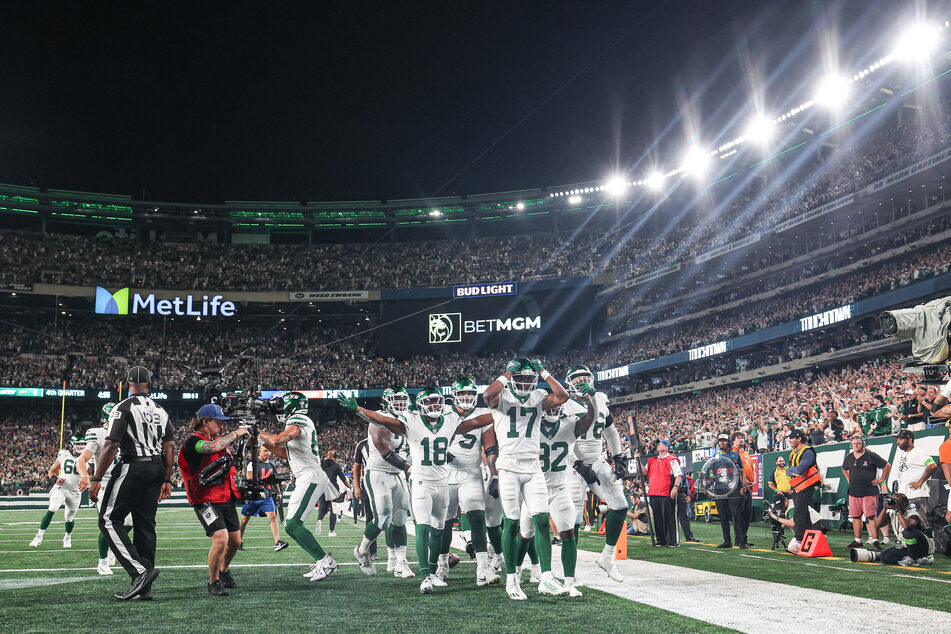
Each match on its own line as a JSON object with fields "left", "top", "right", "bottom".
{"left": 1, "top": 508, "right": 948, "bottom": 632}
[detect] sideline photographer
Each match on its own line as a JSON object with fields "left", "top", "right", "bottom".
{"left": 178, "top": 403, "right": 249, "bottom": 596}
{"left": 238, "top": 446, "right": 289, "bottom": 552}
{"left": 851, "top": 493, "right": 934, "bottom": 566}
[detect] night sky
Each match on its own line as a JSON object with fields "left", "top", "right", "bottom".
{"left": 0, "top": 1, "right": 936, "bottom": 202}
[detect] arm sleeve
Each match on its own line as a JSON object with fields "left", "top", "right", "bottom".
{"left": 603, "top": 420, "right": 622, "bottom": 456}
{"left": 670, "top": 459, "right": 683, "bottom": 478}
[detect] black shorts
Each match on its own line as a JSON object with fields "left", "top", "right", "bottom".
{"left": 194, "top": 502, "right": 240, "bottom": 536}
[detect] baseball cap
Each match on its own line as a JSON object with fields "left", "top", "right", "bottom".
{"left": 896, "top": 429, "right": 914, "bottom": 439}
{"left": 659, "top": 440, "right": 672, "bottom": 449}
{"left": 788, "top": 429, "right": 807, "bottom": 440}
{"left": 717, "top": 433, "right": 730, "bottom": 442}
{"left": 196, "top": 403, "right": 231, "bottom": 421}
{"left": 127, "top": 366, "right": 151, "bottom": 383}
{"left": 905, "top": 389, "right": 914, "bottom": 395}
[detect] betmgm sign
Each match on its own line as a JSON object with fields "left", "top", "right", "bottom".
{"left": 428, "top": 312, "right": 541, "bottom": 344}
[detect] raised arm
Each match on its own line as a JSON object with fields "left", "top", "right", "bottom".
{"left": 484, "top": 360, "right": 523, "bottom": 409}
{"left": 457, "top": 412, "right": 495, "bottom": 435}
{"left": 573, "top": 384, "right": 598, "bottom": 438}
{"left": 260, "top": 425, "right": 301, "bottom": 458}
{"left": 338, "top": 396, "right": 405, "bottom": 434}
{"left": 536, "top": 360, "right": 569, "bottom": 410}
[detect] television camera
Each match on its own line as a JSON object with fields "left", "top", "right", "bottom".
{"left": 879, "top": 297, "right": 951, "bottom": 387}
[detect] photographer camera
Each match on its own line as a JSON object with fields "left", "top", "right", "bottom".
{"left": 238, "top": 445, "right": 289, "bottom": 553}
{"left": 764, "top": 493, "right": 790, "bottom": 550}
{"left": 851, "top": 493, "right": 935, "bottom": 566}
{"left": 178, "top": 404, "right": 249, "bottom": 596}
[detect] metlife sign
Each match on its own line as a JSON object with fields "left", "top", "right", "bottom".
{"left": 95, "top": 286, "right": 236, "bottom": 317}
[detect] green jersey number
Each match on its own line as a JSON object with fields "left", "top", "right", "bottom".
{"left": 540, "top": 442, "right": 569, "bottom": 473}
{"left": 457, "top": 433, "right": 477, "bottom": 450}
{"left": 309, "top": 426, "right": 320, "bottom": 458}
{"left": 582, "top": 412, "right": 606, "bottom": 440}
{"left": 507, "top": 407, "right": 539, "bottom": 439}
{"left": 420, "top": 437, "right": 449, "bottom": 466}
{"left": 62, "top": 458, "right": 77, "bottom": 475}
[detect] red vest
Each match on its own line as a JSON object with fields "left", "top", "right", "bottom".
{"left": 178, "top": 432, "right": 239, "bottom": 504}
{"left": 647, "top": 454, "right": 677, "bottom": 496}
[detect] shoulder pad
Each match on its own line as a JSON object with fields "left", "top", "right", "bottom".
{"left": 286, "top": 413, "right": 312, "bottom": 427}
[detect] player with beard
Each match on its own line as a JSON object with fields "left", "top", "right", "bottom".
{"left": 339, "top": 387, "right": 494, "bottom": 594}
{"left": 561, "top": 365, "right": 627, "bottom": 582}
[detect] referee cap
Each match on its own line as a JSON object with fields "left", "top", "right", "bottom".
{"left": 127, "top": 366, "right": 151, "bottom": 383}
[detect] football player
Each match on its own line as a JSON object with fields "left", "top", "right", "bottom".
{"left": 482, "top": 358, "right": 570, "bottom": 600}
{"left": 516, "top": 392, "right": 596, "bottom": 598}
{"left": 260, "top": 392, "right": 339, "bottom": 583}
{"left": 338, "top": 387, "right": 493, "bottom": 594}
{"left": 562, "top": 365, "right": 627, "bottom": 583}
{"left": 77, "top": 402, "right": 132, "bottom": 575}
{"left": 352, "top": 386, "right": 414, "bottom": 579}
{"left": 30, "top": 434, "right": 84, "bottom": 549}
{"left": 438, "top": 377, "right": 501, "bottom": 587}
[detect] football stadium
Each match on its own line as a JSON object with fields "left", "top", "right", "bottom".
{"left": 2, "top": 3, "right": 951, "bottom": 632}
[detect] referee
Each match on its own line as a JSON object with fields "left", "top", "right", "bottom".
{"left": 90, "top": 366, "right": 174, "bottom": 601}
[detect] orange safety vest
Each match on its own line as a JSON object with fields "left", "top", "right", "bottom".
{"left": 788, "top": 445, "right": 821, "bottom": 492}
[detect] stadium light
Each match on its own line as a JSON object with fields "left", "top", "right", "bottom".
{"left": 604, "top": 175, "right": 628, "bottom": 196}
{"left": 568, "top": 195, "right": 583, "bottom": 205}
{"left": 430, "top": 209, "right": 442, "bottom": 217}
{"left": 516, "top": 201, "right": 525, "bottom": 210}
{"left": 680, "top": 147, "right": 711, "bottom": 177}
{"left": 893, "top": 23, "right": 941, "bottom": 62}
{"left": 814, "top": 73, "right": 850, "bottom": 109}
{"left": 745, "top": 115, "right": 776, "bottom": 146}
{"left": 645, "top": 171, "right": 666, "bottom": 191}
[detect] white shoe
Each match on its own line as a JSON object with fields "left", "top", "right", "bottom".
{"left": 386, "top": 556, "right": 396, "bottom": 573}
{"left": 435, "top": 564, "right": 449, "bottom": 582}
{"left": 881, "top": 536, "right": 890, "bottom": 545}
{"left": 563, "top": 578, "right": 583, "bottom": 597}
{"left": 63, "top": 534, "right": 72, "bottom": 548}
{"left": 477, "top": 563, "right": 501, "bottom": 586}
{"left": 315, "top": 520, "right": 322, "bottom": 536}
{"left": 308, "top": 555, "right": 339, "bottom": 581}
{"left": 917, "top": 555, "right": 934, "bottom": 565}
{"left": 354, "top": 546, "right": 376, "bottom": 576}
{"left": 431, "top": 574, "right": 448, "bottom": 587}
{"left": 96, "top": 560, "right": 113, "bottom": 576}
{"left": 506, "top": 576, "right": 527, "bottom": 600}
{"left": 529, "top": 563, "right": 542, "bottom": 583}
{"left": 597, "top": 551, "right": 624, "bottom": 582}
{"left": 489, "top": 553, "right": 504, "bottom": 572}
{"left": 898, "top": 556, "right": 917, "bottom": 567}
{"left": 394, "top": 559, "right": 416, "bottom": 578}
{"left": 786, "top": 538, "right": 801, "bottom": 555}
{"left": 106, "top": 550, "right": 116, "bottom": 567}
{"left": 420, "top": 575, "right": 434, "bottom": 594}
{"left": 29, "top": 535, "right": 42, "bottom": 548}
{"left": 583, "top": 525, "right": 592, "bottom": 531}
{"left": 537, "top": 571, "right": 567, "bottom": 596}
{"left": 573, "top": 575, "right": 585, "bottom": 588}
{"left": 328, "top": 531, "right": 337, "bottom": 537}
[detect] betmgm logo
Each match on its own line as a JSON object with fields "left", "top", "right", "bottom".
{"left": 95, "top": 287, "right": 129, "bottom": 315}
{"left": 429, "top": 313, "right": 462, "bottom": 344}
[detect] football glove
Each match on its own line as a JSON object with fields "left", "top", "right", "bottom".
{"left": 529, "top": 359, "right": 545, "bottom": 373}
{"left": 505, "top": 359, "right": 522, "bottom": 374}
{"left": 578, "top": 382, "right": 596, "bottom": 397}
{"left": 487, "top": 475, "right": 500, "bottom": 498}
{"left": 612, "top": 458, "right": 628, "bottom": 480}
{"left": 337, "top": 395, "right": 358, "bottom": 412}
{"left": 573, "top": 460, "right": 600, "bottom": 485}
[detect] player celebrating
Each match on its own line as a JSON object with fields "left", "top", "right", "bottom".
{"left": 438, "top": 377, "right": 501, "bottom": 587}
{"left": 30, "top": 434, "right": 85, "bottom": 549}
{"left": 77, "top": 402, "right": 133, "bottom": 575}
{"left": 482, "top": 358, "right": 570, "bottom": 600}
{"left": 352, "top": 386, "right": 414, "bottom": 579}
{"left": 562, "top": 365, "right": 627, "bottom": 583}
{"left": 260, "top": 391, "right": 339, "bottom": 583}
{"left": 516, "top": 393, "right": 596, "bottom": 598}
{"left": 338, "top": 387, "right": 493, "bottom": 594}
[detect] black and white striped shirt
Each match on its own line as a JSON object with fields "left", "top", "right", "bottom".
{"left": 107, "top": 393, "right": 173, "bottom": 457}
{"left": 354, "top": 438, "right": 369, "bottom": 470}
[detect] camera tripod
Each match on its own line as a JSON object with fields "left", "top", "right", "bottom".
{"left": 770, "top": 522, "right": 787, "bottom": 550}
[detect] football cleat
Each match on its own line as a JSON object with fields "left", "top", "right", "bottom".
{"left": 386, "top": 554, "right": 396, "bottom": 572}
{"left": 563, "top": 578, "right": 583, "bottom": 597}
{"left": 307, "top": 554, "right": 338, "bottom": 581}
{"left": 529, "top": 563, "right": 542, "bottom": 583}
{"left": 29, "top": 534, "right": 42, "bottom": 548}
{"left": 394, "top": 559, "right": 416, "bottom": 578}
{"left": 917, "top": 555, "right": 934, "bottom": 565}
{"left": 489, "top": 553, "right": 504, "bottom": 572}
{"left": 328, "top": 531, "right": 337, "bottom": 537}
{"left": 274, "top": 540, "right": 289, "bottom": 552}
{"left": 106, "top": 550, "right": 116, "bottom": 567}
{"left": 97, "top": 559, "right": 114, "bottom": 576}
{"left": 435, "top": 564, "right": 449, "bottom": 582}
{"left": 897, "top": 556, "right": 917, "bottom": 567}
{"left": 63, "top": 534, "right": 72, "bottom": 548}
{"left": 537, "top": 571, "right": 567, "bottom": 596}
{"left": 420, "top": 575, "right": 434, "bottom": 595}
{"left": 431, "top": 574, "right": 448, "bottom": 587}
{"left": 506, "top": 576, "right": 527, "bottom": 601}
{"left": 597, "top": 552, "right": 624, "bottom": 583}
{"left": 354, "top": 546, "right": 377, "bottom": 576}
{"left": 476, "top": 563, "right": 501, "bottom": 587}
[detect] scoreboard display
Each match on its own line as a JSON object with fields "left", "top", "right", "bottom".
{"left": 377, "top": 285, "right": 602, "bottom": 357}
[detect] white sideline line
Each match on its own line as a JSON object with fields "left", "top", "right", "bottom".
{"left": 0, "top": 560, "right": 477, "bottom": 574}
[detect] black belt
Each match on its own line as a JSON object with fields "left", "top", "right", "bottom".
{"left": 122, "top": 455, "right": 163, "bottom": 463}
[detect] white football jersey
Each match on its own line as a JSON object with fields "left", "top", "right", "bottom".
{"left": 84, "top": 426, "right": 119, "bottom": 479}
{"left": 398, "top": 410, "right": 461, "bottom": 485}
{"left": 448, "top": 406, "right": 492, "bottom": 473}
{"left": 491, "top": 387, "right": 548, "bottom": 464}
{"left": 564, "top": 392, "right": 609, "bottom": 463}
{"left": 538, "top": 416, "right": 579, "bottom": 490}
{"left": 365, "top": 409, "right": 410, "bottom": 474}
{"left": 56, "top": 449, "right": 81, "bottom": 493}
{"left": 284, "top": 413, "right": 331, "bottom": 484}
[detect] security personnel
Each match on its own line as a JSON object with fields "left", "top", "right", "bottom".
{"left": 786, "top": 429, "right": 821, "bottom": 554}
{"left": 714, "top": 433, "right": 749, "bottom": 549}
{"left": 89, "top": 366, "right": 173, "bottom": 601}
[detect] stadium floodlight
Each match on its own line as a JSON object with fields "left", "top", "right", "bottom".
{"left": 814, "top": 73, "right": 850, "bottom": 109}
{"left": 516, "top": 201, "right": 525, "bottom": 210}
{"left": 893, "top": 23, "right": 941, "bottom": 62}
{"left": 645, "top": 171, "right": 665, "bottom": 191}
{"left": 680, "top": 147, "right": 711, "bottom": 177}
{"left": 745, "top": 115, "right": 776, "bottom": 146}
{"left": 568, "top": 195, "right": 583, "bottom": 205}
{"left": 430, "top": 209, "right": 442, "bottom": 217}
{"left": 604, "top": 175, "right": 628, "bottom": 196}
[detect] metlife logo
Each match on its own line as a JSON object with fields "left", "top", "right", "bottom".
{"left": 94, "top": 286, "right": 237, "bottom": 317}
{"left": 428, "top": 312, "right": 541, "bottom": 344}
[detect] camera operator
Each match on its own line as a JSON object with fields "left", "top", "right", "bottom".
{"left": 842, "top": 435, "right": 890, "bottom": 550}
{"left": 868, "top": 493, "right": 934, "bottom": 566}
{"left": 178, "top": 404, "right": 249, "bottom": 596}
{"left": 893, "top": 430, "right": 937, "bottom": 517}
{"left": 238, "top": 446, "right": 289, "bottom": 552}
{"left": 785, "top": 429, "right": 821, "bottom": 554}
